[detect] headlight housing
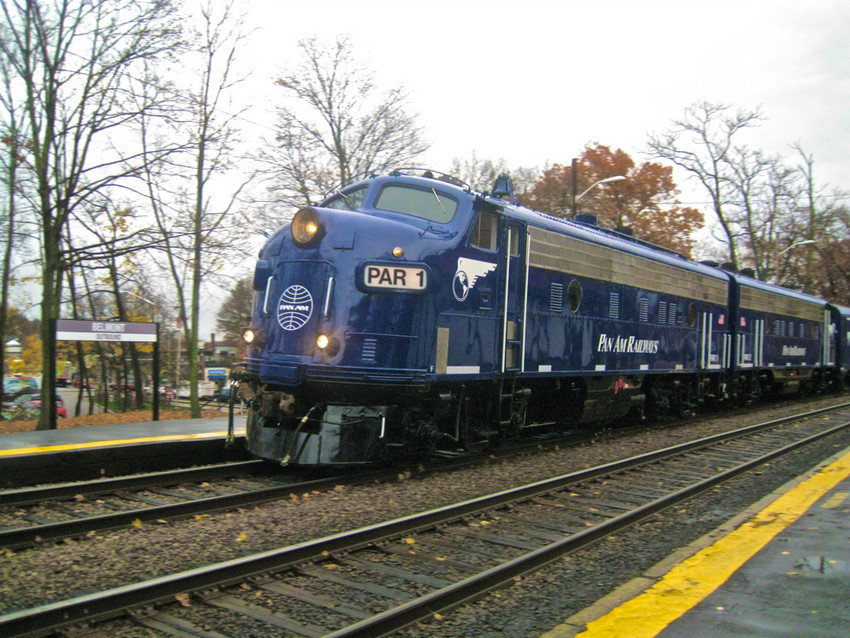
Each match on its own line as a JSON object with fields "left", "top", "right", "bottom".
{"left": 316, "top": 333, "right": 340, "bottom": 357}
{"left": 243, "top": 328, "right": 263, "bottom": 348}
{"left": 291, "top": 207, "right": 323, "bottom": 247}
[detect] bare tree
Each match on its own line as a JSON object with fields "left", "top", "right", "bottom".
{"left": 751, "top": 159, "right": 800, "bottom": 283}
{"left": 650, "top": 102, "right": 849, "bottom": 296}
{"left": 647, "top": 100, "right": 764, "bottom": 270}
{"left": 0, "top": 53, "right": 26, "bottom": 404}
{"left": 725, "top": 147, "right": 786, "bottom": 279}
{"left": 815, "top": 206, "right": 850, "bottom": 304}
{"left": 733, "top": 143, "right": 847, "bottom": 293}
{"left": 141, "top": 0, "right": 253, "bottom": 417}
{"left": 449, "top": 153, "right": 539, "bottom": 197}
{"left": 257, "top": 36, "right": 429, "bottom": 222}
{"left": 0, "top": 0, "right": 181, "bottom": 429}
{"left": 785, "top": 144, "right": 848, "bottom": 295}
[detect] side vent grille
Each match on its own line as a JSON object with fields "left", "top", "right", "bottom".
{"left": 659, "top": 301, "right": 668, "bottom": 325}
{"left": 362, "top": 338, "right": 377, "bottom": 362}
{"left": 639, "top": 297, "right": 649, "bottom": 322}
{"left": 550, "top": 283, "right": 563, "bottom": 313}
{"left": 609, "top": 292, "right": 620, "bottom": 319}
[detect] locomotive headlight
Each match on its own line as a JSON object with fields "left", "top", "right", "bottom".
{"left": 392, "top": 246, "right": 404, "bottom": 258}
{"left": 291, "top": 207, "right": 323, "bottom": 246}
{"left": 316, "top": 334, "right": 340, "bottom": 357}
{"left": 243, "top": 327, "right": 264, "bottom": 348}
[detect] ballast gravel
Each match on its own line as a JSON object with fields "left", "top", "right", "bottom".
{"left": 1, "top": 395, "right": 848, "bottom": 636}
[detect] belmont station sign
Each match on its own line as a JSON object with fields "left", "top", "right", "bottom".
{"left": 55, "top": 319, "right": 158, "bottom": 343}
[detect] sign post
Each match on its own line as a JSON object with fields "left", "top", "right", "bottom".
{"left": 54, "top": 319, "right": 160, "bottom": 429}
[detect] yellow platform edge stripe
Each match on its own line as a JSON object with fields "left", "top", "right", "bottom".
{"left": 543, "top": 447, "right": 850, "bottom": 638}
{"left": 0, "top": 431, "right": 245, "bottom": 456}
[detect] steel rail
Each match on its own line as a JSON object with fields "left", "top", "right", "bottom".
{"left": 0, "top": 469, "right": 362, "bottom": 550}
{"left": 1, "top": 404, "right": 848, "bottom": 637}
{"left": 0, "top": 460, "right": 265, "bottom": 508}
{"left": 0, "top": 433, "right": 553, "bottom": 550}
{"left": 325, "top": 418, "right": 850, "bottom": 636}
{"left": 0, "top": 423, "right": 634, "bottom": 550}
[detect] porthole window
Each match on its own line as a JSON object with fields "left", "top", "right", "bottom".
{"left": 687, "top": 303, "right": 697, "bottom": 327}
{"left": 567, "top": 280, "right": 582, "bottom": 313}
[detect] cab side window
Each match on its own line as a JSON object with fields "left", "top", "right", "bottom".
{"left": 470, "top": 211, "right": 498, "bottom": 251}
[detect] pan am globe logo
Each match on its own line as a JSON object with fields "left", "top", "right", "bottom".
{"left": 277, "top": 285, "right": 314, "bottom": 331}
{"left": 453, "top": 257, "right": 496, "bottom": 302}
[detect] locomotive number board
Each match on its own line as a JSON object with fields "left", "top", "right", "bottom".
{"left": 363, "top": 264, "right": 428, "bottom": 290}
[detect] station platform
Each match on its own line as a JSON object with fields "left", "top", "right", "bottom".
{"left": 0, "top": 417, "right": 248, "bottom": 487}
{"left": 546, "top": 446, "right": 850, "bottom": 637}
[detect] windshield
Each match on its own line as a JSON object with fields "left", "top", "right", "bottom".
{"left": 322, "top": 186, "right": 368, "bottom": 211}
{"left": 375, "top": 185, "right": 458, "bottom": 223}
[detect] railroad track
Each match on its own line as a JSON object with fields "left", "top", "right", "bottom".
{"left": 0, "top": 437, "right": 548, "bottom": 551}
{"left": 0, "top": 412, "right": 684, "bottom": 550}
{"left": 2, "top": 402, "right": 848, "bottom": 637}
{"left": 0, "top": 461, "right": 356, "bottom": 550}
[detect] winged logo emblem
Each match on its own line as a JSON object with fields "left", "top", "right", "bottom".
{"left": 453, "top": 257, "right": 496, "bottom": 302}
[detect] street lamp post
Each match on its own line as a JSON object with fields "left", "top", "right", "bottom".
{"left": 570, "top": 158, "right": 626, "bottom": 218}
{"left": 773, "top": 239, "right": 817, "bottom": 289}
{"left": 778, "top": 239, "right": 815, "bottom": 256}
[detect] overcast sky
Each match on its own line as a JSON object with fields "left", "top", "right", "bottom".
{"left": 240, "top": 0, "right": 850, "bottom": 207}
{"left": 191, "top": 0, "right": 849, "bottom": 339}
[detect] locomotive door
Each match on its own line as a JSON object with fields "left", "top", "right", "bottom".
{"left": 736, "top": 317, "right": 764, "bottom": 368}
{"left": 699, "top": 312, "right": 727, "bottom": 370}
{"left": 825, "top": 310, "right": 835, "bottom": 367}
{"left": 501, "top": 223, "right": 528, "bottom": 372}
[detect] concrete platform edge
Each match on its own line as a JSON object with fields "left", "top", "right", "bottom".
{"left": 540, "top": 445, "right": 850, "bottom": 638}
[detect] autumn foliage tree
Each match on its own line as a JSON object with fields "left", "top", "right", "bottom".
{"left": 520, "top": 144, "right": 703, "bottom": 257}
{"left": 216, "top": 277, "right": 253, "bottom": 344}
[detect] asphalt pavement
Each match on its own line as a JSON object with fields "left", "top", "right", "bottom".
{"left": 56, "top": 386, "right": 105, "bottom": 415}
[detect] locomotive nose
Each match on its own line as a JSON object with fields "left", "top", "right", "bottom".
{"left": 260, "top": 261, "right": 334, "bottom": 359}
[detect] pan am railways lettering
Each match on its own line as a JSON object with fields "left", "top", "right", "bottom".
{"left": 597, "top": 334, "right": 660, "bottom": 354}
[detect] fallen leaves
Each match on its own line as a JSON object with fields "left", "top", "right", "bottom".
{"left": 0, "top": 409, "right": 226, "bottom": 435}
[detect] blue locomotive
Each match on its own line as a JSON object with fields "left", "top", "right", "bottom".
{"left": 234, "top": 169, "right": 850, "bottom": 466}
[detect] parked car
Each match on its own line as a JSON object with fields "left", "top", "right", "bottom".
{"left": 109, "top": 381, "right": 136, "bottom": 391}
{"left": 20, "top": 397, "right": 67, "bottom": 418}
{"left": 4, "top": 392, "right": 40, "bottom": 412}
{"left": 72, "top": 376, "right": 91, "bottom": 389}
{"left": 3, "top": 377, "right": 39, "bottom": 404}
